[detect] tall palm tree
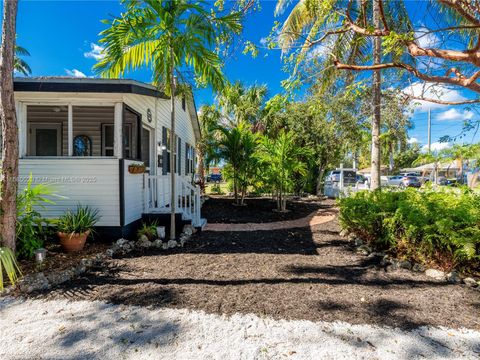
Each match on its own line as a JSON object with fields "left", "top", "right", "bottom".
{"left": 95, "top": 0, "right": 242, "bottom": 239}
{"left": 0, "top": 0, "right": 19, "bottom": 252}
{"left": 217, "top": 81, "right": 267, "bottom": 129}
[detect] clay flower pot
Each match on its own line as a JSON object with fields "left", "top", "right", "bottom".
{"left": 58, "top": 230, "right": 90, "bottom": 252}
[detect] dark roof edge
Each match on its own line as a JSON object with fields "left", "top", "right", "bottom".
{"left": 14, "top": 77, "right": 168, "bottom": 99}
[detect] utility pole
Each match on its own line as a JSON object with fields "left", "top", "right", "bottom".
{"left": 427, "top": 107, "right": 431, "bottom": 153}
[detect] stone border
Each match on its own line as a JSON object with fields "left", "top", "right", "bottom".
{"left": 341, "top": 230, "right": 480, "bottom": 289}
{"left": 2, "top": 225, "right": 197, "bottom": 296}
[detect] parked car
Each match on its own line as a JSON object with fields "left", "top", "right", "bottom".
{"left": 207, "top": 173, "right": 222, "bottom": 183}
{"left": 325, "top": 169, "right": 357, "bottom": 186}
{"left": 399, "top": 176, "right": 421, "bottom": 188}
{"left": 388, "top": 175, "right": 404, "bottom": 187}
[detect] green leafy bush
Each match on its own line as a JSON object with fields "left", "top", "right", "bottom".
{"left": 16, "top": 175, "right": 58, "bottom": 259}
{"left": 137, "top": 221, "right": 157, "bottom": 241}
{"left": 0, "top": 247, "right": 21, "bottom": 291}
{"left": 57, "top": 205, "right": 100, "bottom": 235}
{"left": 338, "top": 187, "right": 480, "bottom": 269}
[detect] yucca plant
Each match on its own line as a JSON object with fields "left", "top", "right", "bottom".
{"left": 56, "top": 205, "right": 100, "bottom": 252}
{"left": 137, "top": 221, "right": 158, "bottom": 241}
{"left": 0, "top": 247, "right": 21, "bottom": 291}
{"left": 57, "top": 205, "right": 100, "bottom": 235}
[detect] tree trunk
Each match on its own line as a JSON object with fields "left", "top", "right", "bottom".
{"left": 316, "top": 164, "right": 325, "bottom": 195}
{"left": 197, "top": 145, "right": 205, "bottom": 193}
{"left": 389, "top": 142, "right": 394, "bottom": 172}
{"left": 233, "top": 170, "right": 238, "bottom": 204}
{"left": 370, "top": 0, "right": 382, "bottom": 190}
{"left": 169, "top": 45, "right": 176, "bottom": 241}
{"left": 0, "top": 0, "right": 19, "bottom": 251}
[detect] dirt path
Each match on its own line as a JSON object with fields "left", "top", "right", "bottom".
{"left": 204, "top": 210, "right": 336, "bottom": 231}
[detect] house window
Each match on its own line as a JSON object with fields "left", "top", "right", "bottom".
{"left": 27, "top": 123, "right": 62, "bottom": 156}
{"left": 182, "top": 96, "right": 186, "bottom": 111}
{"left": 102, "top": 123, "right": 132, "bottom": 157}
{"left": 186, "top": 143, "right": 194, "bottom": 174}
{"left": 73, "top": 135, "right": 92, "bottom": 156}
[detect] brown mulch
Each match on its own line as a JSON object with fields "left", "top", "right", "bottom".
{"left": 19, "top": 242, "right": 109, "bottom": 277}
{"left": 201, "top": 196, "right": 325, "bottom": 223}
{"left": 30, "top": 198, "right": 479, "bottom": 331}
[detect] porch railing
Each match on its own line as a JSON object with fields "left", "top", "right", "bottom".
{"left": 144, "top": 173, "right": 201, "bottom": 227}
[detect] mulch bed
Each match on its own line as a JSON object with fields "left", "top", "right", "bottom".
{"left": 28, "top": 197, "right": 480, "bottom": 331}
{"left": 19, "top": 242, "right": 109, "bottom": 277}
{"left": 201, "top": 196, "right": 325, "bottom": 223}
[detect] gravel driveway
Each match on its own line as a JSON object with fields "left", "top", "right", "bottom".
{"left": 1, "top": 297, "right": 479, "bottom": 360}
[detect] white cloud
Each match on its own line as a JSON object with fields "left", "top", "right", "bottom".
{"left": 65, "top": 69, "right": 87, "bottom": 78}
{"left": 407, "top": 137, "right": 419, "bottom": 144}
{"left": 259, "top": 37, "right": 267, "bottom": 45}
{"left": 436, "top": 108, "right": 474, "bottom": 121}
{"left": 84, "top": 43, "right": 104, "bottom": 61}
{"left": 422, "top": 142, "right": 450, "bottom": 152}
{"left": 415, "top": 27, "right": 440, "bottom": 48}
{"left": 403, "top": 82, "right": 467, "bottom": 112}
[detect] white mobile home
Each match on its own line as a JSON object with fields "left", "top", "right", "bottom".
{"left": 14, "top": 77, "right": 203, "bottom": 239}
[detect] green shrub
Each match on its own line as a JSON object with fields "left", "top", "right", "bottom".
{"left": 137, "top": 221, "right": 157, "bottom": 240}
{"left": 57, "top": 205, "right": 100, "bottom": 235}
{"left": 16, "top": 175, "right": 58, "bottom": 259}
{"left": 338, "top": 187, "right": 480, "bottom": 269}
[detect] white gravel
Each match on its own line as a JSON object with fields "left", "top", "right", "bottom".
{"left": 0, "top": 297, "right": 479, "bottom": 360}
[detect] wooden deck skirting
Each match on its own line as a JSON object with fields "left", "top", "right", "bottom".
{"left": 204, "top": 210, "right": 336, "bottom": 232}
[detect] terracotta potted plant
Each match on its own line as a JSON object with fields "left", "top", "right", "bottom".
{"left": 57, "top": 205, "right": 100, "bottom": 252}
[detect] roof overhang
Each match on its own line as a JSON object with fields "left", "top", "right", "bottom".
{"left": 14, "top": 77, "right": 168, "bottom": 99}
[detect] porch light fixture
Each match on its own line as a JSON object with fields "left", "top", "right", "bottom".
{"left": 158, "top": 141, "right": 167, "bottom": 151}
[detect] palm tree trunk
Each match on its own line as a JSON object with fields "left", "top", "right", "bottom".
{"left": 233, "top": 169, "right": 238, "bottom": 204}
{"left": 169, "top": 45, "right": 176, "bottom": 241}
{"left": 389, "top": 142, "right": 394, "bottom": 172}
{"left": 0, "top": 0, "right": 19, "bottom": 251}
{"left": 316, "top": 164, "right": 325, "bottom": 195}
{"left": 370, "top": 0, "right": 382, "bottom": 190}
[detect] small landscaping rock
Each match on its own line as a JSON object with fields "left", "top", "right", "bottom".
{"left": 182, "top": 225, "right": 195, "bottom": 236}
{"left": 19, "top": 272, "right": 50, "bottom": 293}
{"left": 354, "top": 238, "right": 364, "bottom": 246}
{"left": 412, "top": 263, "right": 425, "bottom": 272}
{"left": 425, "top": 268, "right": 446, "bottom": 280}
{"left": 463, "top": 277, "right": 477, "bottom": 287}
{"left": 136, "top": 235, "right": 152, "bottom": 249}
{"left": 116, "top": 238, "right": 129, "bottom": 247}
{"left": 339, "top": 229, "right": 349, "bottom": 237}
{"left": 167, "top": 240, "right": 178, "bottom": 249}
{"left": 398, "top": 260, "right": 412, "bottom": 270}
{"left": 356, "top": 245, "right": 371, "bottom": 255}
{"left": 380, "top": 255, "right": 391, "bottom": 266}
{"left": 446, "top": 271, "right": 462, "bottom": 284}
{"left": 162, "top": 243, "right": 169, "bottom": 250}
{"left": 152, "top": 239, "right": 163, "bottom": 248}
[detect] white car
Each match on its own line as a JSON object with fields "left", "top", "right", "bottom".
{"left": 388, "top": 175, "right": 404, "bottom": 187}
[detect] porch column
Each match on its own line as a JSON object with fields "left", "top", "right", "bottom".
{"left": 16, "top": 101, "right": 27, "bottom": 158}
{"left": 114, "top": 102, "right": 123, "bottom": 158}
{"left": 67, "top": 104, "right": 73, "bottom": 156}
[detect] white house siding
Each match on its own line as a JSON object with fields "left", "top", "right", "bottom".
{"left": 123, "top": 159, "right": 144, "bottom": 225}
{"left": 18, "top": 158, "right": 120, "bottom": 226}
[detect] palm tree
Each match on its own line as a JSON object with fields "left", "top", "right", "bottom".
{"left": 217, "top": 122, "right": 258, "bottom": 205}
{"left": 96, "top": 0, "right": 242, "bottom": 239}
{"left": 198, "top": 105, "right": 221, "bottom": 191}
{"left": 0, "top": 0, "right": 19, "bottom": 252}
{"left": 217, "top": 81, "right": 267, "bottom": 129}
{"left": 14, "top": 44, "right": 31, "bottom": 76}
{"left": 258, "top": 130, "right": 308, "bottom": 211}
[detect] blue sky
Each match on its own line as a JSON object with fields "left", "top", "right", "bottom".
{"left": 12, "top": 0, "right": 480, "bottom": 150}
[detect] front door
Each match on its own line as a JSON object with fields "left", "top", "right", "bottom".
{"left": 28, "top": 123, "right": 62, "bottom": 156}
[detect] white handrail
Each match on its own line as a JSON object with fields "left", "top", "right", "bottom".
{"left": 144, "top": 173, "right": 201, "bottom": 226}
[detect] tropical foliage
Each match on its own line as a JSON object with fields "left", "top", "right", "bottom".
{"left": 0, "top": 246, "right": 21, "bottom": 291}
{"left": 258, "top": 130, "right": 309, "bottom": 211}
{"left": 338, "top": 188, "right": 480, "bottom": 271}
{"left": 16, "top": 176, "right": 58, "bottom": 258}
{"left": 56, "top": 205, "right": 100, "bottom": 235}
